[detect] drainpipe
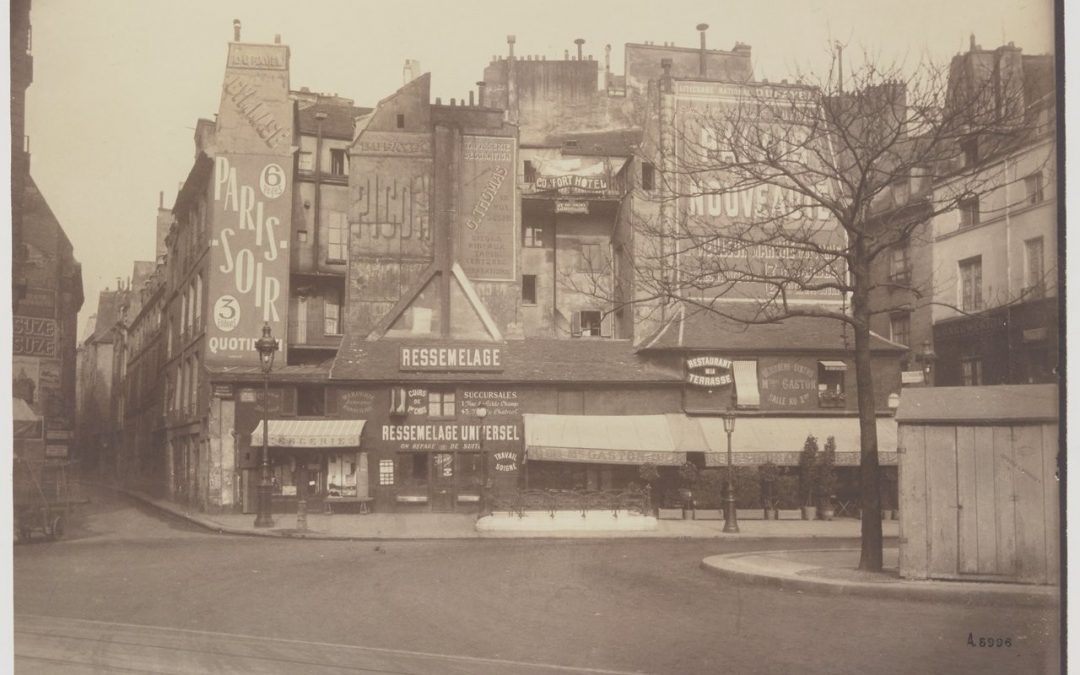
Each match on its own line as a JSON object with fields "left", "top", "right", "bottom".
{"left": 312, "top": 110, "right": 327, "bottom": 271}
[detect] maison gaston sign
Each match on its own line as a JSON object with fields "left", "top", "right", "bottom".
{"left": 685, "top": 356, "right": 733, "bottom": 387}
{"left": 398, "top": 345, "right": 505, "bottom": 372}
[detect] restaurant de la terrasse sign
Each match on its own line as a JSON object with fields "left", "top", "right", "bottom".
{"left": 686, "top": 356, "right": 733, "bottom": 388}
{"left": 399, "top": 345, "right": 505, "bottom": 372}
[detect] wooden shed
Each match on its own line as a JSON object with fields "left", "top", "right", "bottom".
{"left": 896, "top": 384, "right": 1060, "bottom": 585}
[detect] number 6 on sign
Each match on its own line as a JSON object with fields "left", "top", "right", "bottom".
{"left": 260, "top": 163, "right": 286, "bottom": 199}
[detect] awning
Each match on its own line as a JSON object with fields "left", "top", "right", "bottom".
{"left": 524, "top": 414, "right": 685, "bottom": 466}
{"left": 250, "top": 419, "right": 366, "bottom": 448}
{"left": 697, "top": 417, "right": 898, "bottom": 466}
{"left": 818, "top": 360, "right": 848, "bottom": 371}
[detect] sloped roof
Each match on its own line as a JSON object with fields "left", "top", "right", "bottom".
{"left": 89, "top": 290, "right": 122, "bottom": 343}
{"left": 207, "top": 362, "right": 333, "bottom": 383}
{"left": 298, "top": 101, "right": 373, "bottom": 139}
{"left": 639, "top": 306, "right": 905, "bottom": 353}
{"left": 540, "top": 128, "right": 643, "bottom": 157}
{"left": 330, "top": 336, "right": 683, "bottom": 383}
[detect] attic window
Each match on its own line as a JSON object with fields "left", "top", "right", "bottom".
{"left": 563, "top": 139, "right": 579, "bottom": 148}
{"left": 396, "top": 113, "right": 405, "bottom": 129}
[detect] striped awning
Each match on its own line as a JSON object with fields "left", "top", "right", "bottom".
{"left": 250, "top": 419, "right": 366, "bottom": 448}
{"left": 523, "top": 414, "right": 685, "bottom": 466}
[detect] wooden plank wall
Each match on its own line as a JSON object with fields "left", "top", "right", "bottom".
{"left": 899, "top": 421, "right": 1059, "bottom": 585}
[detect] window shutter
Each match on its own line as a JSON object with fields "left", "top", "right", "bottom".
{"left": 600, "top": 312, "right": 613, "bottom": 338}
{"left": 570, "top": 311, "right": 582, "bottom": 337}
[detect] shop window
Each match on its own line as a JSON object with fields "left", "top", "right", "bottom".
{"left": 1024, "top": 237, "right": 1045, "bottom": 297}
{"left": 817, "top": 361, "right": 847, "bottom": 407}
{"left": 961, "top": 357, "right": 983, "bottom": 386}
{"left": 641, "top": 161, "right": 656, "bottom": 191}
{"left": 958, "top": 195, "right": 980, "bottom": 228}
{"left": 324, "top": 287, "right": 342, "bottom": 335}
{"left": 297, "top": 386, "right": 325, "bottom": 416}
{"left": 959, "top": 256, "right": 983, "bottom": 311}
{"left": 330, "top": 148, "right": 348, "bottom": 176}
{"left": 402, "top": 453, "right": 428, "bottom": 486}
{"left": 889, "top": 312, "right": 910, "bottom": 347}
{"left": 272, "top": 458, "right": 297, "bottom": 495}
{"left": 571, "top": 310, "right": 603, "bottom": 337}
{"left": 523, "top": 223, "right": 545, "bottom": 248}
{"left": 522, "top": 275, "right": 537, "bottom": 305}
{"left": 1025, "top": 172, "right": 1044, "bottom": 205}
{"left": 378, "top": 459, "right": 395, "bottom": 486}
{"left": 326, "top": 211, "right": 348, "bottom": 262}
{"left": 458, "top": 453, "right": 482, "bottom": 491}
{"left": 428, "top": 390, "right": 456, "bottom": 418}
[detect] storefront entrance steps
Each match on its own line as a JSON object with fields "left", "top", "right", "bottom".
{"left": 124, "top": 489, "right": 900, "bottom": 540}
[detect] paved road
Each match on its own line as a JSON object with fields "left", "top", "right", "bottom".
{"left": 13, "top": 488, "right": 1061, "bottom": 674}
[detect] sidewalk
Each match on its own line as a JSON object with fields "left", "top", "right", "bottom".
{"left": 701, "top": 548, "right": 1060, "bottom": 607}
{"left": 123, "top": 489, "right": 899, "bottom": 541}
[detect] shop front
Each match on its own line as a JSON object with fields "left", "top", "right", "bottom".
{"left": 248, "top": 418, "right": 368, "bottom": 513}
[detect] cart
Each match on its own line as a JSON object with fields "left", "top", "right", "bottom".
{"left": 14, "top": 456, "right": 77, "bottom": 542}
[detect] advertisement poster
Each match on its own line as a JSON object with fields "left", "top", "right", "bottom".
{"left": 458, "top": 135, "right": 516, "bottom": 281}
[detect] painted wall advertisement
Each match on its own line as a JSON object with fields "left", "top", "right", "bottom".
{"left": 757, "top": 358, "right": 817, "bottom": 409}
{"left": 674, "top": 81, "right": 846, "bottom": 304}
{"left": 458, "top": 135, "right": 516, "bottom": 281}
{"left": 207, "top": 43, "right": 292, "bottom": 365}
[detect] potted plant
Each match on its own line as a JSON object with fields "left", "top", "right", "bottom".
{"left": 758, "top": 461, "right": 781, "bottom": 519}
{"left": 677, "top": 461, "right": 699, "bottom": 519}
{"left": 817, "top": 436, "right": 838, "bottom": 521}
{"left": 638, "top": 463, "right": 660, "bottom": 515}
{"left": 798, "top": 434, "right": 820, "bottom": 520}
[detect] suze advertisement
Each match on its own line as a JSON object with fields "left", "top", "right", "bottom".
{"left": 207, "top": 155, "right": 291, "bottom": 364}
{"left": 674, "top": 81, "right": 846, "bottom": 305}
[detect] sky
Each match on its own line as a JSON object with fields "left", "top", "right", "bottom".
{"left": 24, "top": 0, "right": 1057, "bottom": 328}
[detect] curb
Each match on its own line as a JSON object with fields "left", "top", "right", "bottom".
{"left": 700, "top": 549, "right": 1060, "bottom": 608}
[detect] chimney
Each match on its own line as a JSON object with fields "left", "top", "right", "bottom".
{"left": 274, "top": 34, "right": 281, "bottom": 44}
{"left": 159, "top": 191, "right": 163, "bottom": 209}
{"left": 696, "top": 23, "right": 709, "bottom": 76}
{"left": 468, "top": 90, "right": 474, "bottom": 106}
{"left": 605, "top": 44, "right": 611, "bottom": 73}
{"left": 233, "top": 19, "right": 241, "bottom": 42}
{"left": 476, "top": 80, "right": 486, "bottom": 106}
{"left": 575, "top": 38, "right": 585, "bottom": 60}
{"left": 661, "top": 57, "right": 673, "bottom": 93}
{"left": 507, "top": 34, "right": 516, "bottom": 59}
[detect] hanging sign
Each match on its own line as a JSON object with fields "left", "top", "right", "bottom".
{"left": 685, "top": 356, "right": 733, "bottom": 387}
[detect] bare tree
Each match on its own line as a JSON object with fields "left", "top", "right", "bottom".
{"left": 570, "top": 52, "right": 1050, "bottom": 571}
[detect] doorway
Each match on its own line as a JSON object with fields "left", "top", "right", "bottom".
{"left": 431, "top": 452, "right": 455, "bottom": 512}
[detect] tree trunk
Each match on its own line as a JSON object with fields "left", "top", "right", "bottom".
{"left": 851, "top": 258, "right": 883, "bottom": 572}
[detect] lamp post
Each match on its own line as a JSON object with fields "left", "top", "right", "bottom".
{"left": 917, "top": 340, "right": 936, "bottom": 387}
{"left": 722, "top": 411, "right": 739, "bottom": 533}
{"left": 476, "top": 404, "right": 488, "bottom": 516}
{"left": 254, "top": 322, "right": 279, "bottom": 528}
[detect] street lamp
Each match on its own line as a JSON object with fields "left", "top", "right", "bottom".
{"left": 722, "top": 411, "right": 739, "bottom": 534}
{"left": 476, "top": 404, "right": 488, "bottom": 516}
{"left": 917, "top": 340, "right": 936, "bottom": 387}
{"left": 254, "top": 322, "right": 279, "bottom": 528}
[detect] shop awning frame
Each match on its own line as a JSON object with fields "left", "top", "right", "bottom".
{"left": 250, "top": 419, "right": 366, "bottom": 448}
{"left": 697, "top": 416, "right": 898, "bottom": 466}
{"left": 818, "top": 360, "right": 848, "bottom": 371}
{"left": 523, "top": 414, "right": 685, "bottom": 466}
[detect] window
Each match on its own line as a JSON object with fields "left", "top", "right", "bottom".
{"left": 180, "top": 290, "right": 188, "bottom": 335}
{"left": 1024, "top": 172, "right": 1044, "bottom": 205}
{"left": 578, "top": 243, "right": 603, "bottom": 272}
{"left": 523, "top": 223, "right": 545, "bottom": 248}
{"left": 641, "top": 162, "right": 656, "bottom": 191}
{"left": 524, "top": 160, "right": 537, "bottom": 183}
{"left": 521, "top": 275, "right": 537, "bottom": 305}
{"left": 961, "top": 137, "right": 979, "bottom": 166}
{"left": 817, "top": 361, "right": 847, "bottom": 407}
{"left": 193, "top": 275, "right": 202, "bottom": 330}
{"left": 378, "top": 459, "right": 395, "bottom": 486}
{"left": 958, "top": 195, "right": 980, "bottom": 228}
{"left": 961, "top": 357, "right": 983, "bottom": 386}
{"left": 889, "top": 312, "right": 911, "bottom": 347}
{"left": 889, "top": 237, "right": 911, "bottom": 283}
{"left": 396, "top": 113, "right": 405, "bottom": 129}
{"left": 572, "top": 310, "right": 603, "bottom": 337}
{"left": 298, "top": 151, "right": 314, "bottom": 173}
{"left": 427, "top": 390, "right": 456, "bottom": 418}
{"left": 1024, "top": 237, "right": 1045, "bottom": 297}
{"left": 959, "top": 256, "right": 983, "bottom": 312}
{"left": 401, "top": 453, "right": 428, "bottom": 486}
{"left": 189, "top": 356, "right": 198, "bottom": 412}
{"left": 174, "top": 365, "right": 183, "bottom": 412}
{"left": 326, "top": 211, "right": 348, "bottom": 262}
{"left": 330, "top": 148, "right": 348, "bottom": 176}
{"left": 297, "top": 386, "right": 325, "bottom": 416}
{"left": 324, "top": 287, "right": 342, "bottom": 335}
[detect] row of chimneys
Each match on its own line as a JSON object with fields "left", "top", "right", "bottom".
{"left": 231, "top": 19, "right": 282, "bottom": 44}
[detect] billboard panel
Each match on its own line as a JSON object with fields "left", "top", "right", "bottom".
{"left": 458, "top": 135, "right": 516, "bottom": 281}
{"left": 674, "top": 81, "right": 845, "bottom": 304}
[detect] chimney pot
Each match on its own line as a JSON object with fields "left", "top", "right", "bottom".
{"left": 450, "top": 98, "right": 456, "bottom": 106}
{"left": 469, "top": 91, "right": 475, "bottom": 106}
{"left": 233, "top": 19, "right": 241, "bottom": 42}
{"left": 435, "top": 97, "right": 442, "bottom": 105}
{"left": 274, "top": 34, "right": 281, "bottom": 44}
{"left": 159, "top": 191, "right": 163, "bottom": 209}
{"left": 575, "top": 38, "right": 585, "bottom": 60}
{"left": 970, "top": 33, "right": 976, "bottom": 51}
{"left": 564, "top": 49, "right": 570, "bottom": 59}
{"left": 697, "top": 23, "right": 709, "bottom": 76}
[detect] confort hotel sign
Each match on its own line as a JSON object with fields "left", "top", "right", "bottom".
{"left": 399, "top": 344, "right": 505, "bottom": 372}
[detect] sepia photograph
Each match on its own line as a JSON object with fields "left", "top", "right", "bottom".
{"left": 8, "top": 0, "right": 1064, "bottom": 672}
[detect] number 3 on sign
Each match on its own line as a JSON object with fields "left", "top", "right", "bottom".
{"left": 260, "top": 163, "right": 286, "bottom": 199}
{"left": 214, "top": 295, "right": 240, "bottom": 332}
